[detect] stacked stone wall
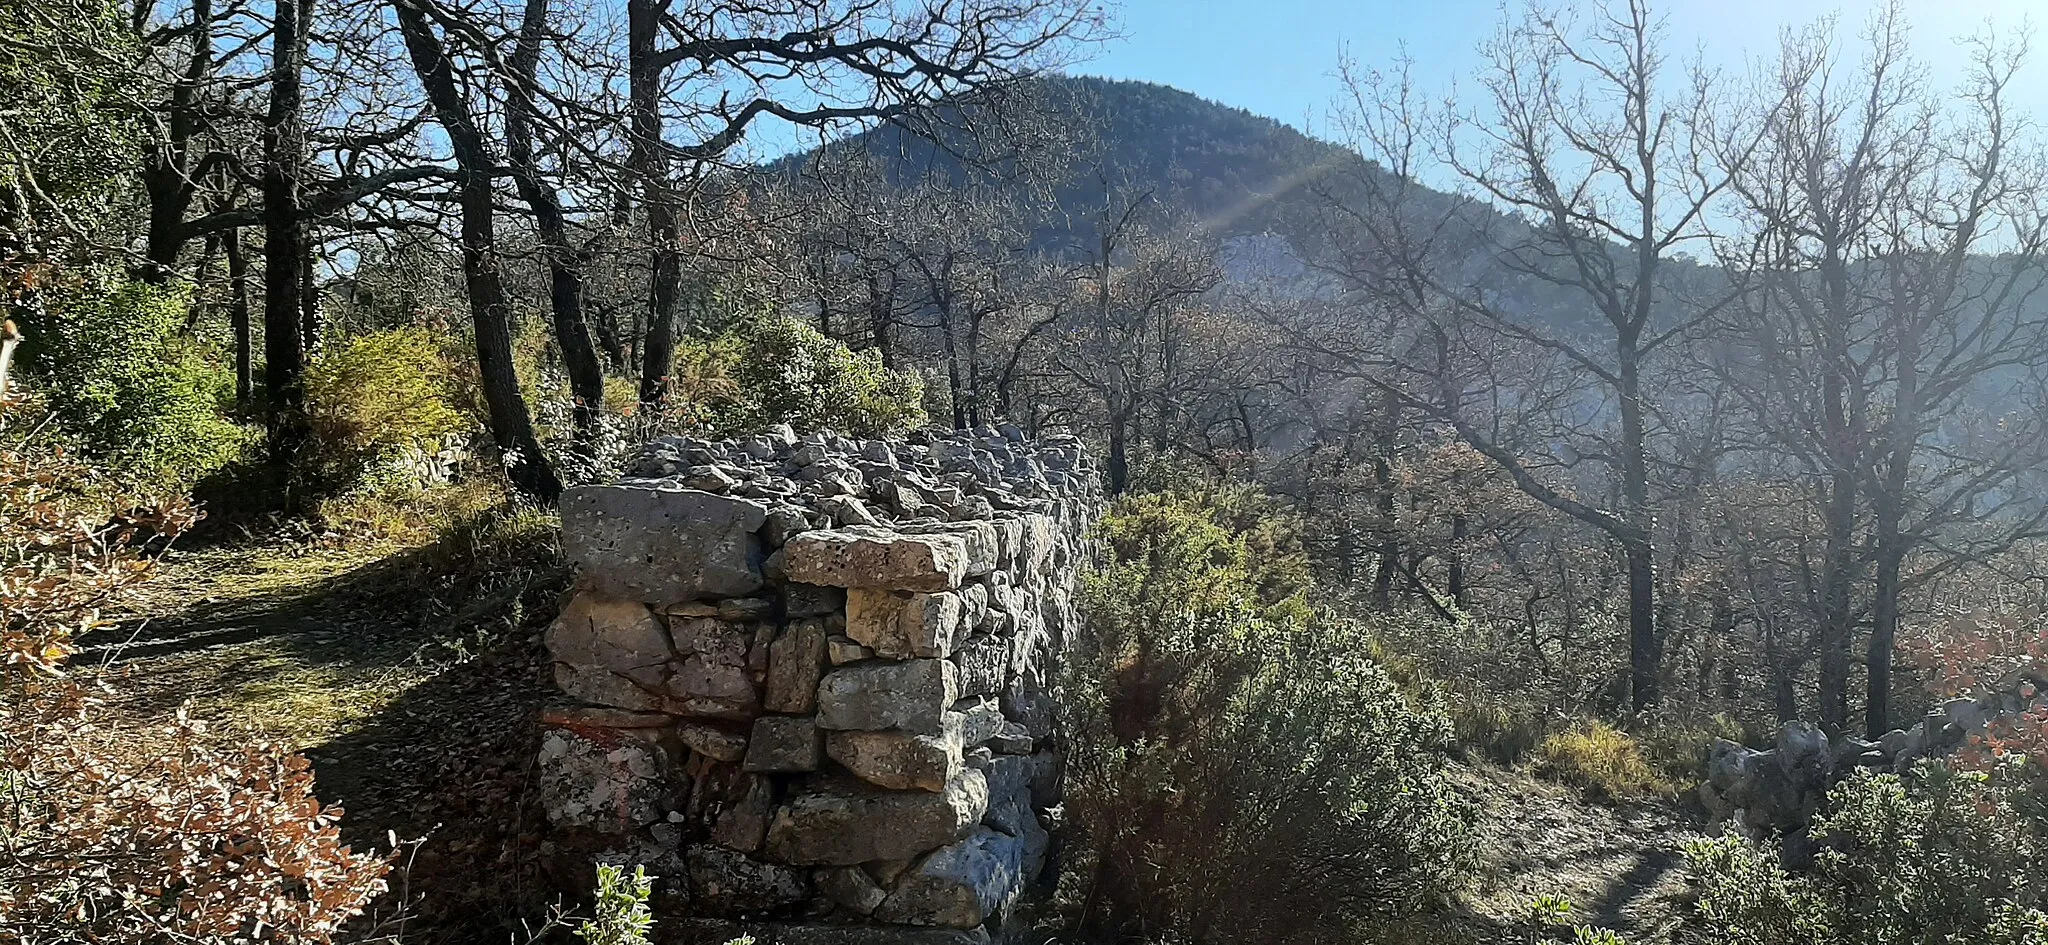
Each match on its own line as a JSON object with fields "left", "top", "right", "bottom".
{"left": 537, "top": 424, "right": 1098, "bottom": 944}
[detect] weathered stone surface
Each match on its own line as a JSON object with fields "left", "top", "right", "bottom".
{"left": 546, "top": 592, "right": 672, "bottom": 671}
{"left": 711, "top": 776, "right": 774, "bottom": 852}
{"left": 764, "top": 768, "right": 988, "bottom": 865}
{"left": 847, "top": 589, "right": 962, "bottom": 659}
{"left": 816, "top": 865, "right": 887, "bottom": 915}
{"left": 538, "top": 727, "right": 672, "bottom": 831}
{"left": 562, "top": 485, "right": 768, "bottom": 602}
{"left": 745, "top": 715, "right": 823, "bottom": 772}
{"left": 900, "top": 521, "right": 998, "bottom": 578}
{"left": 555, "top": 662, "right": 663, "bottom": 712}
{"left": 674, "top": 720, "right": 749, "bottom": 762}
{"left": 765, "top": 619, "right": 829, "bottom": 714}
{"left": 873, "top": 828, "right": 1028, "bottom": 928}
{"left": 782, "top": 527, "right": 970, "bottom": 591}
{"left": 951, "top": 635, "right": 1006, "bottom": 696}
{"left": 817, "top": 660, "right": 959, "bottom": 734}
{"left": 666, "top": 617, "right": 761, "bottom": 720}
{"left": 685, "top": 844, "right": 809, "bottom": 915}
{"left": 784, "top": 583, "right": 847, "bottom": 618}
{"left": 826, "top": 722, "right": 964, "bottom": 792}
{"left": 952, "top": 697, "right": 1004, "bottom": 748}
{"left": 827, "top": 635, "right": 874, "bottom": 665}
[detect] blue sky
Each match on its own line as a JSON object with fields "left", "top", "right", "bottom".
{"left": 1073, "top": 0, "right": 2047, "bottom": 141}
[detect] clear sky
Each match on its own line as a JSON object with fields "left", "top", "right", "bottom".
{"left": 1075, "top": 0, "right": 2047, "bottom": 142}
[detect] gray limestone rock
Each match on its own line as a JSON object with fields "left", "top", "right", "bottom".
{"left": 765, "top": 619, "right": 829, "bottom": 714}
{"left": 817, "top": 660, "right": 959, "bottom": 734}
{"left": 873, "top": 827, "right": 1028, "bottom": 928}
{"left": 685, "top": 844, "right": 809, "bottom": 915}
{"left": 764, "top": 767, "right": 988, "bottom": 865}
{"left": 782, "top": 527, "right": 970, "bottom": 591}
{"left": 744, "top": 715, "right": 823, "bottom": 773}
{"left": 562, "top": 485, "right": 769, "bottom": 602}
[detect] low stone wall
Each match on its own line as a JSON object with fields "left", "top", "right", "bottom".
{"left": 537, "top": 424, "right": 1098, "bottom": 943}
{"left": 1703, "top": 679, "right": 2048, "bottom": 842}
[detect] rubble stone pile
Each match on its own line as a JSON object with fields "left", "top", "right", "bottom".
{"left": 1703, "top": 678, "right": 2048, "bottom": 841}
{"left": 536, "top": 423, "right": 1099, "bottom": 943}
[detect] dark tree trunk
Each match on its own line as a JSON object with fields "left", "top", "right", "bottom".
{"left": 1617, "top": 324, "right": 1659, "bottom": 713}
{"left": 140, "top": 0, "right": 212, "bottom": 280}
{"left": 224, "top": 225, "right": 252, "bottom": 405}
{"left": 628, "top": 0, "right": 683, "bottom": 405}
{"left": 394, "top": 0, "right": 562, "bottom": 502}
{"left": 508, "top": 0, "right": 605, "bottom": 443}
{"left": 262, "top": 0, "right": 312, "bottom": 467}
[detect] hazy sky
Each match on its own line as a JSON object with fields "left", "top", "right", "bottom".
{"left": 1081, "top": 0, "right": 2047, "bottom": 139}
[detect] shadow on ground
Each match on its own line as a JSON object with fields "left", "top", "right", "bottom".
{"left": 81, "top": 531, "right": 572, "bottom": 944}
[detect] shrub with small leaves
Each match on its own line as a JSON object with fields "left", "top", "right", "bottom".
{"left": 657, "top": 314, "right": 925, "bottom": 438}
{"left": 577, "top": 864, "right": 655, "bottom": 945}
{"left": 1062, "top": 487, "right": 1472, "bottom": 945}
{"left": 1688, "top": 764, "right": 2048, "bottom": 945}
{"left": 302, "top": 326, "right": 472, "bottom": 493}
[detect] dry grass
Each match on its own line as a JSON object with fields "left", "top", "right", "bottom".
{"left": 1533, "top": 720, "right": 1677, "bottom": 801}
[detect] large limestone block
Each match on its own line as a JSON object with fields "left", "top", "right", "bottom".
{"left": 816, "top": 659, "right": 958, "bottom": 734}
{"left": 782, "top": 526, "right": 969, "bottom": 591}
{"left": 764, "top": 768, "right": 988, "bottom": 865}
{"left": 563, "top": 485, "right": 769, "bottom": 602}
{"left": 847, "top": 589, "right": 962, "bottom": 659}
{"left": 951, "top": 635, "right": 1007, "bottom": 697}
{"left": 826, "top": 717, "right": 964, "bottom": 791}
{"left": 873, "top": 827, "right": 1028, "bottom": 928}
{"left": 666, "top": 617, "right": 761, "bottom": 719}
{"left": 546, "top": 592, "right": 672, "bottom": 672}
{"left": 765, "top": 619, "right": 829, "bottom": 713}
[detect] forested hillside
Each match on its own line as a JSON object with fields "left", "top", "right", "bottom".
{"left": 4, "top": 0, "right": 2048, "bottom": 943}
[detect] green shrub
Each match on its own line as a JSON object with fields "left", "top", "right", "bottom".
{"left": 577, "top": 864, "right": 654, "bottom": 945}
{"left": 1533, "top": 719, "right": 1672, "bottom": 800}
{"left": 302, "top": 326, "right": 471, "bottom": 492}
{"left": 18, "top": 269, "right": 249, "bottom": 488}
{"left": 662, "top": 315, "right": 924, "bottom": 437}
{"left": 1063, "top": 488, "right": 1473, "bottom": 944}
{"left": 1689, "top": 765, "right": 2048, "bottom": 945}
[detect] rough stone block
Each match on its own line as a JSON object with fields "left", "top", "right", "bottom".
{"left": 764, "top": 768, "right": 988, "bottom": 865}
{"left": 817, "top": 660, "right": 959, "bottom": 734}
{"left": 765, "top": 619, "right": 829, "bottom": 714}
{"left": 711, "top": 776, "right": 774, "bottom": 852}
{"left": 685, "top": 844, "right": 809, "bottom": 915}
{"left": 952, "top": 635, "right": 1007, "bottom": 697}
{"left": 674, "top": 720, "right": 749, "bottom": 762}
{"left": 873, "top": 827, "right": 1028, "bottom": 928}
{"left": 901, "top": 521, "right": 998, "bottom": 577}
{"left": 666, "top": 617, "right": 761, "bottom": 720}
{"left": 952, "top": 697, "right": 1005, "bottom": 748}
{"left": 847, "top": 589, "right": 962, "bottom": 659}
{"left": 782, "top": 526, "right": 970, "bottom": 591}
{"left": 827, "top": 635, "right": 874, "bottom": 665}
{"left": 745, "top": 715, "right": 823, "bottom": 772}
{"left": 816, "top": 865, "right": 888, "bottom": 915}
{"left": 562, "top": 485, "right": 769, "bottom": 602}
{"left": 538, "top": 727, "right": 673, "bottom": 831}
{"left": 546, "top": 592, "right": 672, "bottom": 672}
{"left": 826, "top": 722, "right": 964, "bottom": 792}
{"left": 555, "top": 662, "right": 663, "bottom": 712}
{"left": 784, "top": 583, "right": 847, "bottom": 618}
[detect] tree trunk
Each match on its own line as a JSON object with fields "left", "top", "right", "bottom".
{"left": 262, "top": 0, "right": 311, "bottom": 467}
{"left": 395, "top": 0, "right": 561, "bottom": 502}
{"left": 140, "top": 0, "right": 212, "bottom": 280}
{"left": 628, "top": 0, "right": 683, "bottom": 406}
{"left": 1617, "top": 327, "right": 1659, "bottom": 713}
{"left": 224, "top": 225, "right": 252, "bottom": 406}
{"left": 508, "top": 0, "right": 605, "bottom": 443}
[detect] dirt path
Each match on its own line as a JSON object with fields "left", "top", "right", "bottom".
{"left": 81, "top": 536, "right": 568, "bottom": 944}
{"left": 1454, "top": 764, "right": 1699, "bottom": 941}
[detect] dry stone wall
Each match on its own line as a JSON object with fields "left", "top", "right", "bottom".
{"left": 538, "top": 424, "right": 1098, "bottom": 944}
